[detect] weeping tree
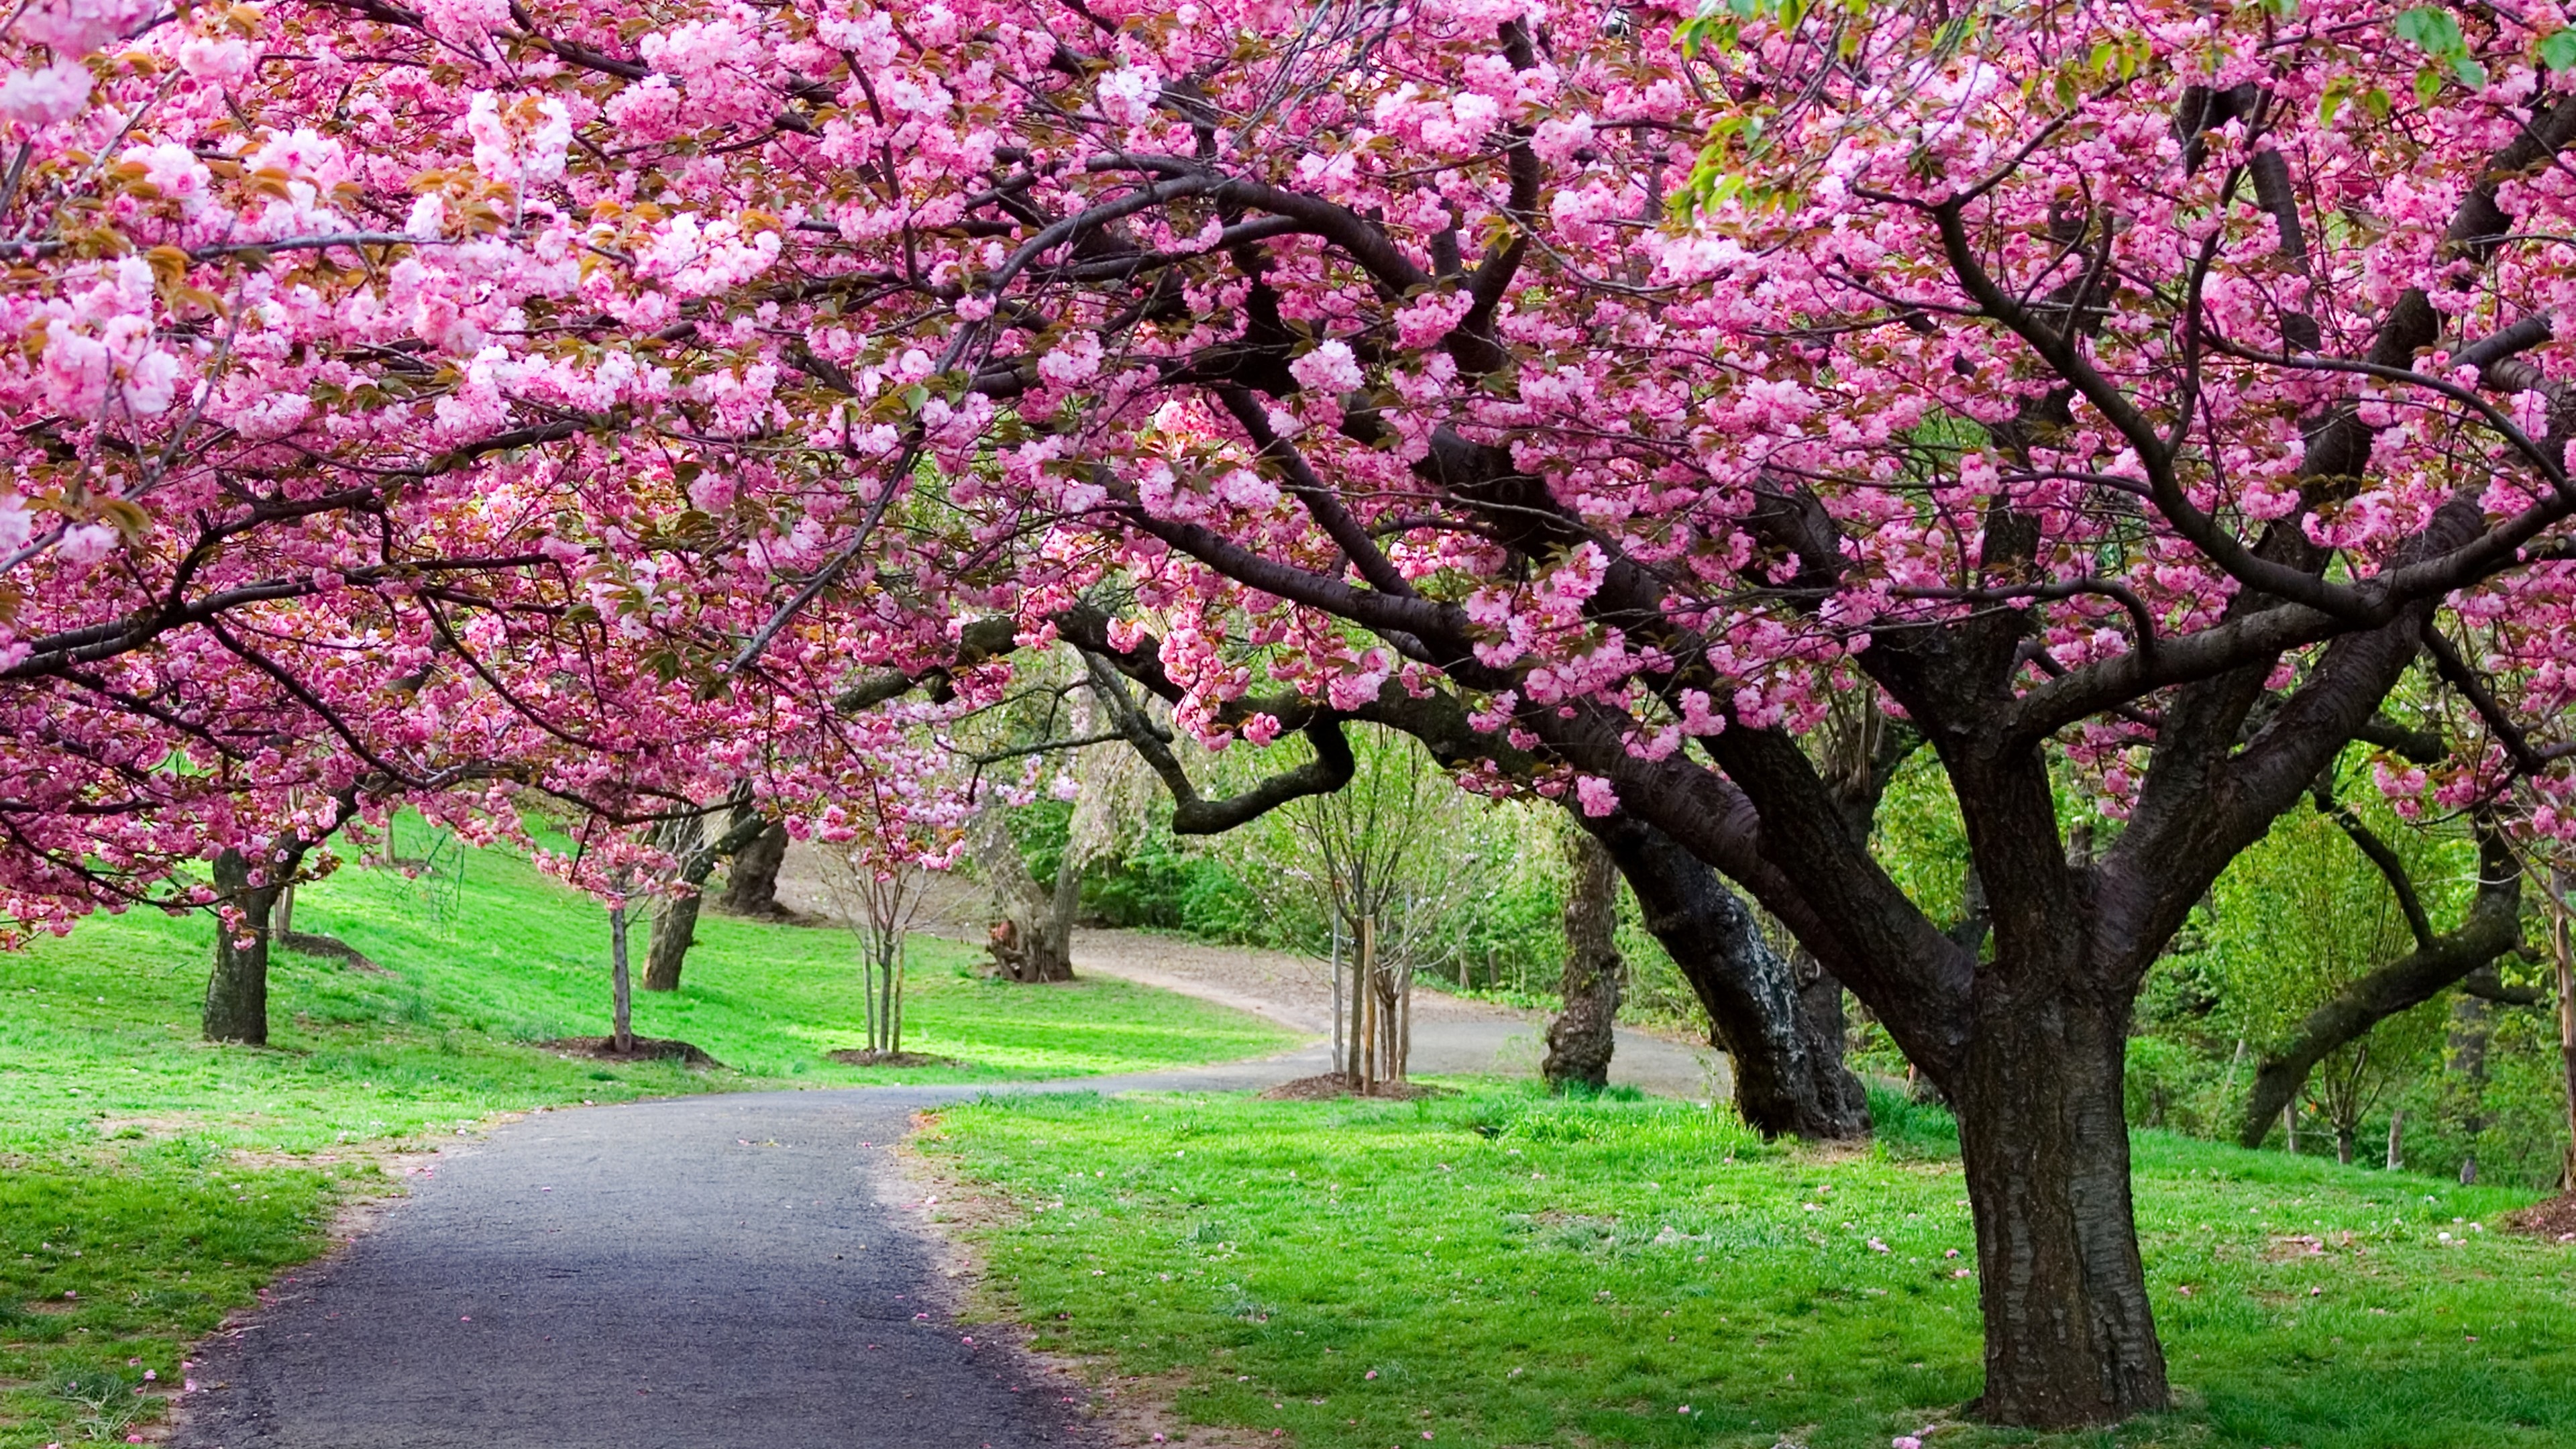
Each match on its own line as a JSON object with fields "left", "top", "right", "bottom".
{"left": 969, "top": 803, "right": 1080, "bottom": 982}
{"left": 962, "top": 651, "right": 1168, "bottom": 981}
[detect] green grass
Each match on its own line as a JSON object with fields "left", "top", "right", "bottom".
{"left": 923, "top": 1086, "right": 2576, "bottom": 1449}
{"left": 0, "top": 821, "right": 1293, "bottom": 1446}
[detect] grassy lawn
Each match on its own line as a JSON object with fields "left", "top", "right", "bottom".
{"left": 922, "top": 1087, "right": 2576, "bottom": 1449}
{"left": 0, "top": 822, "right": 1292, "bottom": 1446}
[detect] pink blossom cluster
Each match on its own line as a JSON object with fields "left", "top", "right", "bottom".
{"left": 10, "top": 0, "right": 2576, "bottom": 936}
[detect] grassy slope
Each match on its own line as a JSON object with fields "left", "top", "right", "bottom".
{"left": 925, "top": 1089, "right": 2575, "bottom": 1449}
{"left": 0, "top": 825, "right": 1292, "bottom": 1446}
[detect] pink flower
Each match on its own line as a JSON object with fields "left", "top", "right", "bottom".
{"left": 0, "top": 60, "right": 92, "bottom": 125}
{"left": 1574, "top": 775, "right": 1619, "bottom": 817}
{"left": 1289, "top": 339, "right": 1364, "bottom": 394}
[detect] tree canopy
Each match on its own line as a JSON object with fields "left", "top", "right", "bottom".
{"left": 17, "top": 0, "right": 2576, "bottom": 1426}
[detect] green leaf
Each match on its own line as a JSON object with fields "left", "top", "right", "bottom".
{"left": 2541, "top": 27, "right": 2576, "bottom": 70}
{"left": 2393, "top": 7, "right": 2464, "bottom": 56}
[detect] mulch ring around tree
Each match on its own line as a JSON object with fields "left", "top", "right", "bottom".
{"left": 1258, "top": 1072, "right": 1450, "bottom": 1102}
{"left": 276, "top": 930, "right": 392, "bottom": 975}
{"left": 538, "top": 1036, "right": 725, "bottom": 1068}
{"left": 824, "top": 1049, "right": 962, "bottom": 1068}
{"left": 2499, "top": 1193, "right": 2576, "bottom": 1242}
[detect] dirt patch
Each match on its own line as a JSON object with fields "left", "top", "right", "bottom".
{"left": 1256, "top": 1071, "right": 1449, "bottom": 1102}
{"left": 276, "top": 931, "right": 390, "bottom": 975}
{"left": 2500, "top": 1193, "right": 2576, "bottom": 1241}
{"left": 2262, "top": 1231, "right": 2365, "bottom": 1262}
{"left": 535, "top": 1036, "right": 724, "bottom": 1068}
{"left": 896, "top": 1112, "right": 1271, "bottom": 1449}
{"left": 823, "top": 1049, "right": 961, "bottom": 1069}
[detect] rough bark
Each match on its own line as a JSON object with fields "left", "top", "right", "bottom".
{"left": 1586, "top": 813, "right": 1870, "bottom": 1138}
{"left": 970, "top": 806, "right": 1075, "bottom": 982}
{"left": 643, "top": 806, "right": 775, "bottom": 991}
{"left": 1955, "top": 976, "right": 2168, "bottom": 1427}
{"left": 714, "top": 817, "right": 790, "bottom": 918}
{"left": 1542, "top": 828, "right": 1623, "bottom": 1091}
{"left": 2236, "top": 828, "right": 2522, "bottom": 1146}
{"left": 643, "top": 890, "right": 704, "bottom": 994}
{"left": 643, "top": 814, "right": 706, "bottom": 994}
{"left": 205, "top": 847, "right": 282, "bottom": 1045}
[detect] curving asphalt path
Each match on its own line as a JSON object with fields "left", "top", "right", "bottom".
{"left": 173, "top": 1011, "right": 1727, "bottom": 1446}
{"left": 170, "top": 1061, "right": 1322, "bottom": 1449}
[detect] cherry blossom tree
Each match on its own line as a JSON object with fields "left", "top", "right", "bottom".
{"left": 23, "top": 0, "right": 2576, "bottom": 1426}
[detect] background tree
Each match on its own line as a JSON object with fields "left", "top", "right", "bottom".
{"left": 643, "top": 799, "right": 778, "bottom": 992}
{"left": 2226, "top": 791, "right": 2526, "bottom": 1151}
{"left": 1543, "top": 826, "right": 1623, "bottom": 1093}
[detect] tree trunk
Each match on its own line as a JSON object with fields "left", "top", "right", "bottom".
{"left": 205, "top": 848, "right": 281, "bottom": 1046}
{"left": 642, "top": 812, "right": 708, "bottom": 993}
{"left": 609, "top": 903, "right": 635, "bottom": 1054}
{"left": 644, "top": 890, "right": 703, "bottom": 993}
{"left": 2386, "top": 1110, "right": 2403, "bottom": 1172}
{"left": 1543, "top": 828, "right": 1622, "bottom": 1091}
{"left": 2335, "top": 1125, "right": 2355, "bottom": 1166}
{"left": 969, "top": 806, "right": 1075, "bottom": 981}
{"left": 715, "top": 818, "right": 790, "bottom": 917}
{"left": 1586, "top": 814, "right": 1870, "bottom": 1138}
{"left": 2449, "top": 991, "right": 2491, "bottom": 1184}
{"left": 1360, "top": 916, "right": 1379, "bottom": 1093}
{"left": 1952, "top": 989, "right": 2169, "bottom": 1427}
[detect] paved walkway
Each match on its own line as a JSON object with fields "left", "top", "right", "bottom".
{"left": 172, "top": 908, "right": 1730, "bottom": 1447}
{"left": 772, "top": 843, "right": 1733, "bottom": 1101}
{"left": 175, "top": 1086, "right": 1070, "bottom": 1449}
{"left": 1065, "top": 928, "right": 1729, "bottom": 1100}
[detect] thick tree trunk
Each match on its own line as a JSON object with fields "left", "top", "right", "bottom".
{"left": 716, "top": 818, "right": 790, "bottom": 917}
{"left": 644, "top": 890, "right": 702, "bottom": 993}
{"left": 1587, "top": 814, "right": 1869, "bottom": 1138}
{"left": 643, "top": 813, "right": 707, "bottom": 993}
{"left": 205, "top": 848, "right": 281, "bottom": 1046}
{"left": 969, "top": 806, "right": 1075, "bottom": 982}
{"left": 1953, "top": 987, "right": 2168, "bottom": 1427}
{"left": 1544, "top": 829, "right": 1623, "bottom": 1091}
